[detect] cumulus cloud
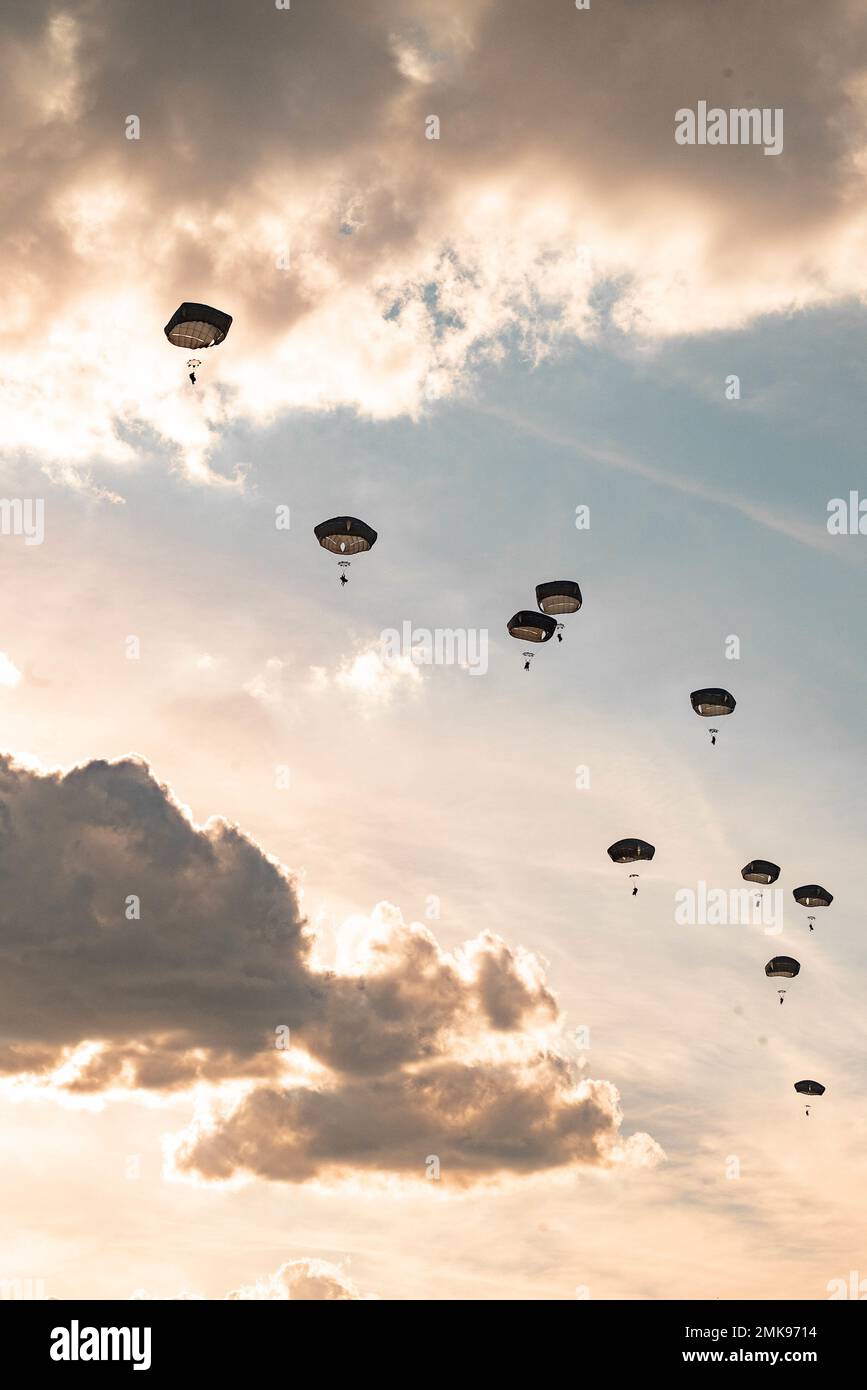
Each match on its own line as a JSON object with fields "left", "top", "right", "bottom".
{"left": 132, "top": 1256, "right": 372, "bottom": 1300}
{"left": 4, "top": 0, "right": 867, "bottom": 482}
{"left": 0, "top": 754, "right": 661, "bottom": 1185}
{"left": 169, "top": 1060, "right": 654, "bottom": 1188}
{"left": 225, "top": 1258, "right": 371, "bottom": 1301}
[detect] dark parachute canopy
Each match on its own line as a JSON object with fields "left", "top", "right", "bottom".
{"left": 765, "top": 957, "right": 800, "bottom": 979}
{"left": 535, "top": 580, "right": 582, "bottom": 616}
{"left": 508, "top": 610, "right": 558, "bottom": 671}
{"left": 608, "top": 838, "right": 654, "bottom": 895}
{"left": 795, "top": 1078, "right": 825, "bottom": 1115}
{"left": 314, "top": 516, "right": 378, "bottom": 555}
{"left": 742, "top": 860, "right": 781, "bottom": 885}
{"left": 164, "top": 303, "right": 232, "bottom": 384}
{"left": 690, "top": 688, "right": 736, "bottom": 717}
{"left": 607, "top": 839, "right": 655, "bottom": 864}
{"left": 691, "top": 688, "right": 735, "bottom": 745}
{"left": 164, "top": 303, "right": 233, "bottom": 350}
{"left": 793, "top": 885, "right": 833, "bottom": 907}
{"left": 507, "top": 611, "right": 558, "bottom": 643}
{"left": 315, "top": 516, "right": 377, "bottom": 584}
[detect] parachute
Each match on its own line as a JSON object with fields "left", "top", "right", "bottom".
{"left": 766, "top": 956, "right": 800, "bottom": 977}
{"left": 742, "top": 860, "right": 780, "bottom": 885}
{"left": 794, "top": 1079, "right": 825, "bottom": 1116}
{"left": 314, "top": 516, "right": 377, "bottom": 585}
{"left": 690, "top": 688, "right": 735, "bottom": 745}
{"left": 742, "top": 859, "right": 781, "bottom": 908}
{"left": 765, "top": 955, "right": 800, "bottom": 1005}
{"left": 690, "top": 688, "right": 736, "bottom": 717}
{"left": 794, "top": 884, "right": 832, "bottom": 932}
{"left": 607, "top": 839, "right": 656, "bottom": 864}
{"left": 164, "top": 303, "right": 232, "bottom": 385}
{"left": 607, "top": 839, "right": 655, "bottom": 896}
{"left": 536, "top": 580, "right": 582, "bottom": 615}
{"left": 535, "top": 581, "right": 582, "bottom": 642}
{"left": 793, "top": 885, "right": 833, "bottom": 908}
{"left": 507, "top": 611, "right": 557, "bottom": 670}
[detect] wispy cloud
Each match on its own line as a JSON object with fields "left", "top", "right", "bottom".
{"left": 479, "top": 400, "right": 862, "bottom": 561}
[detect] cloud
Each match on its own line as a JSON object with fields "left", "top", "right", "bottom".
{"left": 334, "top": 648, "right": 422, "bottom": 705}
{"left": 243, "top": 657, "right": 288, "bottom": 706}
{"left": 238, "top": 648, "right": 421, "bottom": 714}
{"left": 131, "top": 1257, "right": 373, "bottom": 1300}
{"left": 169, "top": 1059, "right": 658, "bottom": 1188}
{"left": 0, "top": 653, "right": 22, "bottom": 688}
{"left": 224, "top": 1258, "right": 372, "bottom": 1301}
{"left": 481, "top": 402, "right": 865, "bottom": 563}
{"left": 4, "top": 0, "right": 867, "bottom": 482}
{"left": 0, "top": 754, "right": 660, "bottom": 1185}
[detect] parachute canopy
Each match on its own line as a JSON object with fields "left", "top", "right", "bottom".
{"left": 765, "top": 956, "right": 800, "bottom": 979}
{"left": 794, "top": 1080, "right": 825, "bottom": 1097}
{"left": 507, "top": 611, "right": 557, "bottom": 643}
{"left": 164, "top": 303, "right": 233, "bottom": 351}
{"left": 607, "top": 838, "right": 655, "bottom": 865}
{"left": 742, "top": 860, "right": 780, "bottom": 885}
{"left": 793, "top": 885, "right": 833, "bottom": 908}
{"left": 314, "top": 516, "right": 378, "bottom": 555}
{"left": 536, "top": 580, "right": 582, "bottom": 616}
{"left": 690, "top": 688, "right": 736, "bottom": 717}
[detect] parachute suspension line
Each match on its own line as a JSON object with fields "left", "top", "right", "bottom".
{"left": 795, "top": 1079, "right": 824, "bottom": 1114}
{"left": 508, "top": 609, "right": 558, "bottom": 665}
{"left": 164, "top": 305, "right": 232, "bottom": 389}
{"left": 315, "top": 517, "right": 377, "bottom": 588}
{"left": 607, "top": 842, "right": 655, "bottom": 894}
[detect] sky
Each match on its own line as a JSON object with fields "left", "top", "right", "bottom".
{"left": 1, "top": 0, "right": 866, "bottom": 1301}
